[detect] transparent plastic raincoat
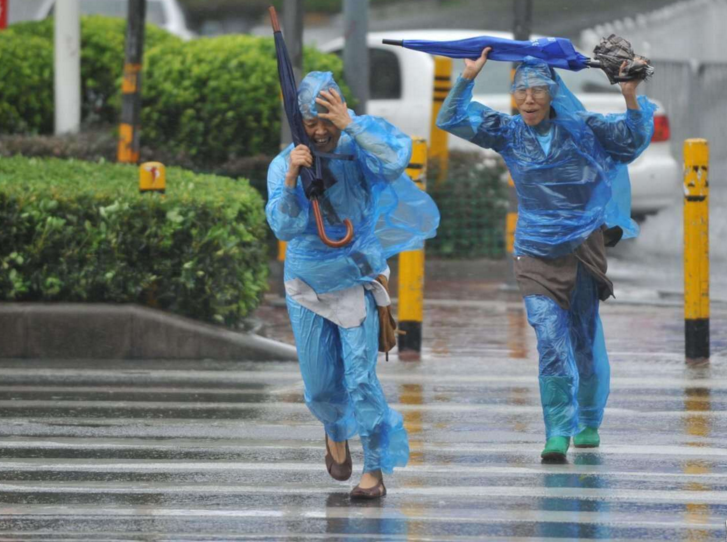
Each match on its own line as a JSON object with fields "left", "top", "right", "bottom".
{"left": 437, "top": 58, "right": 654, "bottom": 439}
{"left": 438, "top": 58, "right": 655, "bottom": 258}
{"left": 267, "top": 72, "right": 439, "bottom": 473}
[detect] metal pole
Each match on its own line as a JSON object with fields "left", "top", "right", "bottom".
{"left": 54, "top": 0, "right": 81, "bottom": 135}
{"left": 280, "top": 0, "right": 303, "bottom": 149}
{"left": 683, "top": 138, "right": 710, "bottom": 363}
{"left": 343, "top": 0, "right": 369, "bottom": 115}
{"left": 505, "top": 0, "right": 532, "bottom": 286}
{"left": 277, "top": 0, "right": 303, "bottom": 266}
{"left": 118, "top": 0, "right": 147, "bottom": 164}
{"left": 430, "top": 56, "right": 452, "bottom": 186}
{"left": 398, "top": 138, "right": 428, "bottom": 361}
{"left": 0, "top": 0, "right": 8, "bottom": 30}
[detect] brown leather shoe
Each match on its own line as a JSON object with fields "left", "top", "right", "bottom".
{"left": 325, "top": 434, "right": 352, "bottom": 481}
{"left": 350, "top": 479, "right": 387, "bottom": 500}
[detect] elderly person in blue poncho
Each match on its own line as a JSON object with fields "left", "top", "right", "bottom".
{"left": 437, "top": 48, "right": 655, "bottom": 462}
{"left": 267, "top": 72, "right": 439, "bottom": 497}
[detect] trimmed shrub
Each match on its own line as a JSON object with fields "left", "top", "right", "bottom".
{"left": 427, "top": 152, "right": 508, "bottom": 259}
{"left": 0, "top": 34, "right": 54, "bottom": 134}
{"left": 1, "top": 19, "right": 348, "bottom": 165}
{"left": 0, "top": 136, "right": 510, "bottom": 261}
{"left": 0, "top": 156, "right": 268, "bottom": 326}
{"left": 141, "top": 35, "right": 350, "bottom": 165}
{"left": 1, "top": 17, "right": 181, "bottom": 131}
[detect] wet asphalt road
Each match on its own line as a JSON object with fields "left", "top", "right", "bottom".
{"left": 0, "top": 299, "right": 726, "bottom": 541}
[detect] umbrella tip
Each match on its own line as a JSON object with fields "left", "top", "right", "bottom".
{"left": 382, "top": 39, "right": 403, "bottom": 47}
{"left": 269, "top": 6, "right": 281, "bottom": 32}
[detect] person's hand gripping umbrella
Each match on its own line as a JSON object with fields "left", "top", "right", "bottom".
{"left": 269, "top": 6, "right": 354, "bottom": 248}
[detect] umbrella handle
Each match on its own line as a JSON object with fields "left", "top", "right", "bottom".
{"left": 312, "top": 199, "right": 354, "bottom": 248}
{"left": 269, "top": 6, "right": 281, "bottom": 32}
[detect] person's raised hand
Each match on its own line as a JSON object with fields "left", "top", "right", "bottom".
{"left": 315, "top": 88, "right": 352, "bottom": 130}
{"left": 618, "top": 57, "right": 645, "bottom": 96}
{"left": 463, "top": 47, "right": 491, "bottom": 80}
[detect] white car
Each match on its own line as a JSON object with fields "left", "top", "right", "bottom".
{"left": 35, "top": 0, "right": 194, "bottom": 40}
{"left": 322, "top": 30, "right": 679, "bottom": 216}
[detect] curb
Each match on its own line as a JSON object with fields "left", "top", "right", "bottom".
{"left": 0, "top": 303, "right": 298, "bottom": 362}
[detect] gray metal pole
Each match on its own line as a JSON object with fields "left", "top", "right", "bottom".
{"left": 343, "top": 0, "right": 368, "bottom": 115}
{"left": 280, "top": 0, "right": 303, "bottom": 148}
{"left": 505, "top": 0, "right": 532, "bottom": 287}
{"left": 513, "top": 0, "right": 533, "bottom": 41}
{"left": 54, "top": 0, "right": 81, "bottom": 135}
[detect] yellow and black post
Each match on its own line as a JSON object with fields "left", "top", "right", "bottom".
{"left": 139, "top": 162, "right": 166, "bottom": 194}
{"left": 117, "top": 0, "right": 146, "bottom": 164}
{"left": 398, "top": 138, "right": 427, "bottom": 361}
{"left": 684, "top": 138, "right": 710, "bottom": 362}
{"left": 430, "top": 56, "right": 452, "bottom": 186}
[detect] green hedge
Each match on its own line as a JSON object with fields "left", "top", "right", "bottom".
{"left": 427, "top": 152, "right": 508, "bottom": 259}
{"left": 0, "top": 135, "right": 509, "bottom": 260}
{"left": 2, "top": 17, "right": 181, "bottom": 129}
{"left": 0, "top": 34, "right": 54, "bottom": 134}
{"left": 1, "top": 18, "right": 348, "bottom": 165}
{"left": 0, "top": 156, "right": 268, "bottom": 326}
{"left": 141, "top": 35, "right": 350, "bottom": 165}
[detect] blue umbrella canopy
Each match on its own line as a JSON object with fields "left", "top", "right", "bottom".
{"left": 383, "top": 35, "right": 592, "bottom": 71}
{"left": 269, "top": 7, "right": 353, "bottom": 248}
{"left": 384, "top": 34, "right": 654, "bottom": 82}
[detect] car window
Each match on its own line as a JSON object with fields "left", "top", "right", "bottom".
{"left": 49, "top": 0, "right": 167, "bottom": 26}
{"left": 369, "top": 48, "right": 401, "bottom": 100}
{"left": 331, "top": 48, "right": 402, "bottom": 100}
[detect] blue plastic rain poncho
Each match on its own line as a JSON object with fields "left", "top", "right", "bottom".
{"left": 269, "top": 72, "right": 439, "bottom": 294}
{"left": 437, "top": 58, "right": 654, "bottom": 442}
{"left": 438, "top": 57, "right": 656, "bottom": 258}
{"left": 267, "top": 72, "right": 439, "bottom": 474}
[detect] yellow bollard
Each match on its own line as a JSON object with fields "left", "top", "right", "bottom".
{"left": 429, "top": 56, "right": 452, "bottom": 186}
{"left": 278, "top": 240, "right": 287, "bottom": 262}
{"left": 398, "top": 138, "right": 427, "bottom": 361}
{"left": 139, "top": 162, "right": 166, "bottom": 194}
{"left": 683, "top": 139, "right": 710, "bottom": 362}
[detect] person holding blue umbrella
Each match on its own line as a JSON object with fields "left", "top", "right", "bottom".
{"left": 437, "top": 47, "right": 655, "bottom": 461}
{"left": 267, "top": 71, "right": 439, "bottom": 497}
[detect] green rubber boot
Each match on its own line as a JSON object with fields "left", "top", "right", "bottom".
{"left": 541, "top": 436, "right": 570, "bottom": 462}
{"left": 573, "top": 427, "right": 600, "bottom": 448}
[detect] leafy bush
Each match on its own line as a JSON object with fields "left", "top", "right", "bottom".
{"left": 0, "top": 34, "right": 54, "bottom": 134}
{"left": 0, "top": 136, "right": 509, "bottom": 261}
{"left": 2, "top": 18, "right": 348, "bottom": 166}
{"left": 0, "top": 156, "right": 268, "bottom": 326}
{"left": 141, "top": 35, "right": 350, "bottom": 165}
{"left": 426, "top": 152, "right": 508, "bottom": 259}
{"left": 1, "top": 17, "right": 181, "bottom": 131}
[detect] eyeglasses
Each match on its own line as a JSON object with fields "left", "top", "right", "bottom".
{"left": 512, "top": 86, "right": 550, "bottom": 101}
